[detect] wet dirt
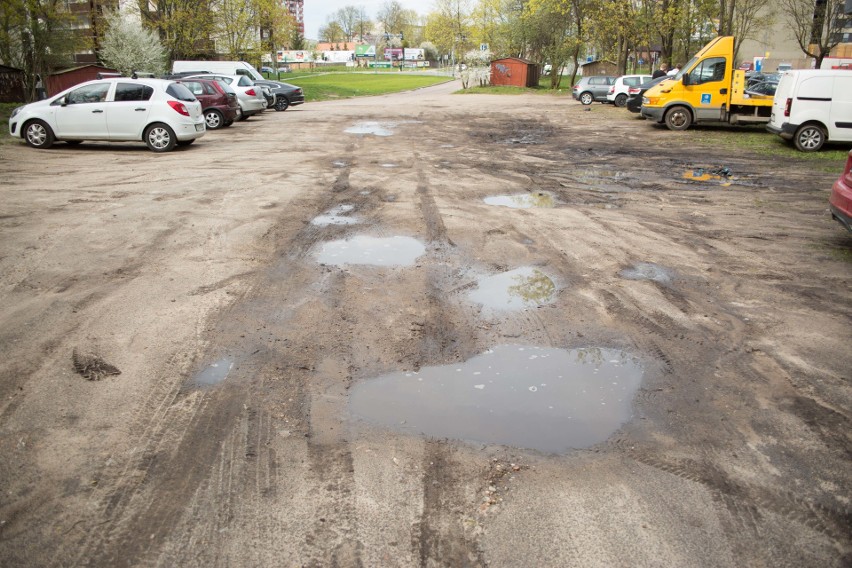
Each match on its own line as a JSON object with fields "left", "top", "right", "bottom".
{"left": 0, "top": 82, "right": 850, "bottom": 567}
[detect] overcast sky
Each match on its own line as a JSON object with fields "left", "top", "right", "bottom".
{"left": 304, "top": 1, "right": 426, "bottom": 40}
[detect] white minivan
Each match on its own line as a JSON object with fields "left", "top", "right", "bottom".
{"left": 767, "top": 70, "right": 852, "bottom": 151}
{"left": 173, "top": 61, "right": 264, "bottom": 81}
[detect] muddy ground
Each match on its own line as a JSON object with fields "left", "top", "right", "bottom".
{"left": 0, "top": 80, "right": 850, "bottom": 567}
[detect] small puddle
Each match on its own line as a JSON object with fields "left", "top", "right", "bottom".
{"left": 345, "top": 122, "right": 395, "bottom": 136}
{"left": 484, "top": 192, "right": 554, "bottom": 209}
{"left": 311, "top": 204, "right": 360, "bottom": 226}
{"left": 682, "top": 167, "right": 734, "bottom": 187}
{"left": 350, "top": 345, "right": 644, "bottom": 453}
{"left": 193, "top": 357, "right": 234, "bottom": 387}
{"left": 619, "top": 262, "right": 674, "bottom": 284}
{"left": 469, "top": 267, "right": 556, "bottom": 310}
{"left": 316, "top": 235, "right": 425, "bottom": 267}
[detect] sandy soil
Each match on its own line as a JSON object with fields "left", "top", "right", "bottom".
{"left": 1, "top": 80, "right": 850, "bottom": 567}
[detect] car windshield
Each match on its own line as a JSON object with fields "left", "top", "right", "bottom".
{"left": 674, "top": 56, "right": 698, "bottom": 80}
{"left": 165, "top": 82, "right": 197, "bottom": 102}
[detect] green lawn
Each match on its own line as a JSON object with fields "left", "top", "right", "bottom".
{"left": 285, "top": 73, "right": 451, "bottom": 102}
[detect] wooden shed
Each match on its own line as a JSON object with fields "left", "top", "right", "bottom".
{"left": 0, "top": 65, "right": 25, "bottom": 103}
{"left": 490, "top": 57, "right": 540, "bottom": 88}
{"left": 46, "top": 65, "right": 119, "bottom": 97}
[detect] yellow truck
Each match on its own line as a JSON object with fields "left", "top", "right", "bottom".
{"left": 641, "top": 36, "right": 774, "bottom": 130}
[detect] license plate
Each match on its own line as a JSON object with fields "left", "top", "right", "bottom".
{"left": 195, "top": 124, "right": 204, "bottom": 132}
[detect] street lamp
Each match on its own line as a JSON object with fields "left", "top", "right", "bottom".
{"left": 383, "top": 32, "right": 404, "bottom": 70}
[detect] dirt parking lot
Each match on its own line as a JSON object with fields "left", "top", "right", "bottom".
{"left": 1, "top": 80, "right": 850, "bottom": 567}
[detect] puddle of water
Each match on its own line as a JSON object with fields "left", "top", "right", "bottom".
{"left": 345, "top": 121, "right": 395, "bottom": 136}
{"left": 311, "top": 204, "right": 360, "bottom": 226}
{"left": 350, "top": 345, "right": 644, "bottom": 453}
{"left": 332, "top": 160, "right": 348, "bottom": 168}
{"left": 469, "top": 267, "right": 556, "bottom": 310}
{"left": 381, "top": 163, "right": 398, "bottom": 168}
{"left": 316, "top": 235, "right": 425, "bottom": 267}
{"left": 193, "top": 357, "right": 234, "bottom": 387}
{"left": 682, "top": 168, "right": 733, "bottom": 187}
{"left": 619, "top": 262, "right": 674, "bottom": 284}
{"left": 484, "top": 192, "right": 554, "bottom": 209}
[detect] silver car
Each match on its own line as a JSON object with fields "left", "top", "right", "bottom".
{"left": 185, "top": 74, "right": 266, "bottom": 120}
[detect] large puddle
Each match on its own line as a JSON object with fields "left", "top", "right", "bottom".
{"left": 350, "top": 345, "right": 644, "bottom": 453}
{"left": 316, "top": 235, "right": 426, "bottom": 267}
{"left": 345, "top": 121, "right": 395, "bottom": 136}
{"left": 469, "top": 267, "right": 556, "bottom": 310}
{"left": 484, "top": 192, "right": 555, "bottom": 209}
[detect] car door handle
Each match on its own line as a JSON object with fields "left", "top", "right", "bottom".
{"left": 720, "top": 88, "right": 728, "bottom": 94}
{"left": 92, "top": 109, "right": 104, "bottom": 113}
{"left": 135, "top": 108, "right": 146, "bottom": 111}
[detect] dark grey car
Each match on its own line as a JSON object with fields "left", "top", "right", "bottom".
{"left": 253, "top": 80, "right": 305, "bottom": 111}
{"left": 572, "top": 76, "right": 616, "bottom": 105}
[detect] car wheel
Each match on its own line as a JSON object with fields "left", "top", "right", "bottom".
{"left": 664, "top": 106, "right": 692, "bottom": 131}
{"left": 176, "top": 139, "right": 195, "bottom": 147}
{"left": 794, "top": 123, "right": 825, "bottom": 152}
{"left": 614, "top": 94, "right": 627, "bottom": 107}
{"left": 23, "top": 120, "right": 55, "bottom": 149}
{"left": 204, "top": 109, "right": 224, "bottom": 129}
{"left": 274, "top": 96, "right": 289, "bottom": 111}
{"left": 580, "top": 92, "right": 593, "bottom": 105}
{"left": 144, "top": 123, "right": 176, "bottom": 152}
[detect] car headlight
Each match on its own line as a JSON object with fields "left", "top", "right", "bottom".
{"left": 10, "top": 106, "right": 23, "bottom": 119}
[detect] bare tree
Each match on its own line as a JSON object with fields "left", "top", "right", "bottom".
{"left": 779, "top": 0, "right": 848, "bottom": 68}
{"left": 336, "top": 6, "right": 359, "bottom": 41}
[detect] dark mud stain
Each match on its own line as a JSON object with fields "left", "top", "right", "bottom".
{"left": 484, "top": 192, "right": 554, "bottom": 209}
{"left": 72, "top": 349, "right": 121, "bottom": 381}
{"left": 316, "top": 236, "right": 425, "bottom": 267}
{"left": 350, "top": 345, "right": 644, "bottom": 453}
{"left": 472, "top": 119, "right": 554, "bottom": 145}
{"left": 468, "top": 267, "right": 556, "bottom": 310}
{"left": 619, "top": 262, "right": 675, "bottom": 285}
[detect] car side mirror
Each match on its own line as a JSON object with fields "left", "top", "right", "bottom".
{"left": 682, "top": 74, "right": 691, "bottom": 86}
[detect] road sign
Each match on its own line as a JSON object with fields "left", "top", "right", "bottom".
{"left": 480, "top": 43, "right": 488, "bottom": 51}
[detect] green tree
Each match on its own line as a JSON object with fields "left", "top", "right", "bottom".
{"left": 779, "top": 0, "right": 847, "bottom": 69}
{"left": 335, "top": 6, "right": 360, "bottom": 41}
{"left": 139, "top": 0, "right": 216, "bottom": 60}
{"left": 423, "top": 0, "right": 473, "bottom": 62}
{"left": 100, "top": 9, "right": 167, "bottom": 75}
{"left": 0, "top": 0, "right": 80, "bottom": 100}
{"left": 319, "top": 21, "right": 345, "bottom": 43}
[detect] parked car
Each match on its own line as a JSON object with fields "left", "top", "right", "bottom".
{"left": 830, "top": 150, "right": 852, "bottom": 232}
{"left": 253, "top": 79, "right": 305, "bottom": 111}
{"left": 606, "top": 74, "right": 652, "bottom": 107}
{"left": 8, "top": 77, "right": 205, "bottom": 152}
{"left": 260, "top": 66, "right": 274, "bottom": 74}
{"left": 767, "top": 69, "right": 852, "bottom": 151}
{"left": 626, "top": 75, "right": 670, "bottom": 113}
{"left": 572, "top": 76, "right": 616, "bottom": 105}
{"left": 176, "top": 77, "right": 239, "bottom": 129}
{"left": 184, "top": 74, "right": 266, "bottom": 120}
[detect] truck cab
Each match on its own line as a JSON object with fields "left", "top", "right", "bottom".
{"left": 641, "top": 36, "right": 773, "bottom": 130}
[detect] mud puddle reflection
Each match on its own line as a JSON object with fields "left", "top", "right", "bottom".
{"left": 484, "top": 192, "right": 554, "bottom": 209}
{"left": 311, "top": 204, "right": 360, "bottom": 226}
{"left": 350, "top": 345, "right": 644, "bottom": 453}
{"left": 469, "top": 267, "right": 556, "bottom": 310}
{"left": 316, "top": 235, "right": 425, "bottom": 267}
{"left": 192, "top": 357, "right": 235, "bottom": 387}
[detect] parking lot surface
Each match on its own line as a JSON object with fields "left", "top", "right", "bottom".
{"left": 1, "top": 81, "right": 850, "bottom": 566}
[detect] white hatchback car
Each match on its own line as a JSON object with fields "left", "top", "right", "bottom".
{"left": 9, "top": 77, "right": 205, "bottom": 152}
{"left": 184, "top": 74, "right": 267, "bottom": 120}
{"left": 607, "top": 74, "right": 653, "bottom": 107}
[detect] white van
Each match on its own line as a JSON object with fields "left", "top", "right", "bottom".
{"left": 767, "top": 70, "right": 852, "bottom": 151}
{"left": 172, "top": 61, "right": 264, "bottom": 81}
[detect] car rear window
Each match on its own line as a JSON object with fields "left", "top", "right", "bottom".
{"left": 166, "top": 82, "right": 197, "bottom": 102}
{"left": 237, "top": 76, "right": 253, "bottom": 87}
{"left": 115, "top": 83, "right": 154, "bottom": 101}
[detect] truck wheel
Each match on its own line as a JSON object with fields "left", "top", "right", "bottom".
{"left": 614, "top": 94, "right": 627, "bottom": 107}
{"left": 580, "top": 92, "right": 593, "bottom": 105}
{"left": 794, "top": 124, "right": 825, "bottom": 152}
{"left": 664, "top": 106, "right": 692, "bottom": 131}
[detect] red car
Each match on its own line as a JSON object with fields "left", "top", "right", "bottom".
{"left": 176, "top": 78, "right": 239, "bottom": 130}
{"left": 830, "top": 149, "right": 852, "bottom": 232}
